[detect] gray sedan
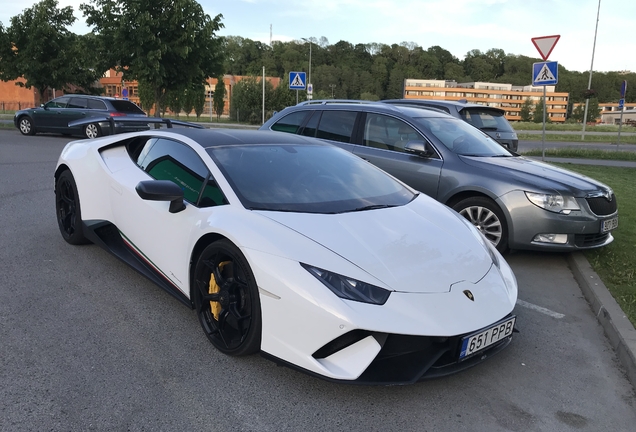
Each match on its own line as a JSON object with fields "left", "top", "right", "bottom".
{"left": 260, "top": 102, "right": 618, "bottom": 253}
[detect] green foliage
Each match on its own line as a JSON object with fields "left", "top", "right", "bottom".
{"left": 137, "top": 79, "right": 155, "bottom": 114}
{"left": 165, "top": 90, "right": 183, "bottom": 118}
{"left": 192, "top": 83, "right": 206, "bottom": 120}
{"left": 81, "top": 0, "right": 225, "bottom": 116}
{"left": 181, "top": 87, "right": 195, "bottom": 118}
{"left": 213, "top": 79, "right": 226, "bottom": 120}
{"left": 533, "top": 98, "right": 548, "bottom": 123}
{"left": 0, "top": 0, "right": 101, "bottom": 97}
{"left": 521, "top": 148, "right": 636, "bottom": 161}
{"left": 520, "top": 98, "right": 533, "bottom": 122}
{"left": 230, "top": 76, "right": 271, "bottom": 124}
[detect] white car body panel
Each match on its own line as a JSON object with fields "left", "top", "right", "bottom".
{"left": 55, "top": 130, "right": 519, "bottom": 383}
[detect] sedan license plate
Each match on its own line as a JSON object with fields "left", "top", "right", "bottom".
{"left": 459, "top": 316, "right": 516, "bottom": 361}
{"left": 601, "top": 216, "right": 618, "bottom": 233}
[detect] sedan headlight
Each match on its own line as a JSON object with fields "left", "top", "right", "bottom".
{"left": 301, "top": 263, "right": 391, "bottom": 305}
{"left": 525, "top": 192, "right": 580, "bottom": 214}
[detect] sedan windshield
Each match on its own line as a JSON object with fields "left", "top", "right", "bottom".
{"left": 208, "top": 144, "right": 415, "bottom": 213}
{"left": 414, "top": 117, "right": 512, "bottom": 157}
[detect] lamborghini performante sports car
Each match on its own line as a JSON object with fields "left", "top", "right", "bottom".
{"left": 55, "top": 127, "right": 518, "bottom": 385}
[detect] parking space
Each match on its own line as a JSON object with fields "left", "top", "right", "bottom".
{"left": 1, "top": 130, "right": 634, "bottom": 431}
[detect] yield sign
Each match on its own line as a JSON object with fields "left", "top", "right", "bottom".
{"left": 531, "top": 35, "right": 560, "bottom": 61}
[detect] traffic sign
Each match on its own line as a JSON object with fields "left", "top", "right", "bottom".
{"left": 289, "top": 72, "right": 306, "bottom": 90}
{"left": 307, "top": 83, "right": 313, "bottom": 95}
{"left": 618, "top": 98, "right": 625, "bottom": 110}
{"left": 532, "top": 61, "right": 558, "bottom": 86}
{"left": 531, "top": 35, "right": 560, "bottom": 61}
{"left": 620, "top": 80, "right": 627, "bottom": 98}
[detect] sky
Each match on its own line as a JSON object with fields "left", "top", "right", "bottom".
{"left": 2, "top": 0, "right": 634, "bottom": 74}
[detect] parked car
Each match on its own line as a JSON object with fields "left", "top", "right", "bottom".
{"left": 54, "top": 128, "right": 517, "bottom": 384}
{"left": 382, "top": 99, "right": 519, "bottom": 152}
{"left": 14, "top": 95, "right": 149, "bottom": 139}
{"left": 260, "top": 101, "right": 618, "bottom": 253}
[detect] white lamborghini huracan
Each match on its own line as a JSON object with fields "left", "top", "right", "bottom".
{"left": 55, "top": 126, "right": 518, "bottom": 384}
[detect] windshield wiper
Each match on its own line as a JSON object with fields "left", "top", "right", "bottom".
{"left": 479, "top": 127, "right": 498, "bottom": 131}
{"left": 347, "top": 204, "right": 397, "bottom": 213}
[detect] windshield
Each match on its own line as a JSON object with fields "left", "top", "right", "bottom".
{"left": 208, "top": 144, "right": 415, "bottom": 213}
{"left": 460, "top": 108, "right": 514, "bottom": 132}
{"left": 414, "top": 117, "right": 512, "bottom": 157}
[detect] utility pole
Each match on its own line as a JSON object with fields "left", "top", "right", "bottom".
{"left": 582, "top": 0, "right": 601, "bottom": 140}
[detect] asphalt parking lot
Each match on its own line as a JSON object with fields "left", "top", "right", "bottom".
{"left": 1, "top": 129, "right": 635, "bottom": 432}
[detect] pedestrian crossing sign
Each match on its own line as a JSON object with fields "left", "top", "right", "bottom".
{"left": 289, "top": 72, "right": 306, "bottom": 90}
{"left": 532, "top": 61, "right": 558, "bottom": 86}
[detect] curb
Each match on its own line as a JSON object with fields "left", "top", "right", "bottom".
{"left": 567, "top": 252, "right": 636, "bottom": 389}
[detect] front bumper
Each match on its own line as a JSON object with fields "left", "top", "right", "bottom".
{"left": 498, "top": 190, "right": 617, "bottom": 251}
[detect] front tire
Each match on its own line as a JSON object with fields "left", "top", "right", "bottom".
{"left": 453, "top": 196, "right": 508, "bottom": 253}
{"left": 55, "top": 170, "right": 89, "bottom": 245}
{"left": 18, "top": 116, "right": 35, "bottom": 135}
{"left": 193, "top": 239, "right": 261, "bottom": 356}
{"left": 84, "top": 123, "right": 100, "bottom": 139}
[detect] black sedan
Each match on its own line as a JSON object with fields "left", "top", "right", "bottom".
{"left": 14, "top": 95, "right": 149, "bottom": 139}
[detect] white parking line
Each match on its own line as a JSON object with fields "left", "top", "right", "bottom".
{"left": 516, "top": 299, "right": 565, "bottom": 319}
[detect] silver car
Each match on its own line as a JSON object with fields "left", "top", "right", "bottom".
{"left": 260, "top": 101, "right": 618, "bottom": 253}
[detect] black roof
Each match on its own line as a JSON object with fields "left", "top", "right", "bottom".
{"left": 161, "top": 128, "right": 330, "bottom": 149}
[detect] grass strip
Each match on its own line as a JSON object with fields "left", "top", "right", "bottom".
{"left": 552, "top": 163, "right": 636, "bottom": 326}
{"left": 521, "top": 148, "right": 636, "bottom": 161}
{"left": 517, "top": 133, "right": 636, "bottom": 144}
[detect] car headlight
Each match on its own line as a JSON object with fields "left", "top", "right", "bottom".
{"left": 525, "top": 192, "right": 580, "bottom": 214}
{"left": 301, "top": 263, "right": 391, "bottom": 305}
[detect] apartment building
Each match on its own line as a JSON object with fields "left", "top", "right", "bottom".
{"left": 403, "top": 79, "right": 569, "bottom": 122}
{"left": 572, "top": 100, "right": 636, "bottom": 125}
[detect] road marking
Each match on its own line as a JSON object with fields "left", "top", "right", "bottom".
{"left": 516, "top": 299, "right": 565, "bottom": 319}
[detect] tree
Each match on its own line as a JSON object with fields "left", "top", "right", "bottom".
{"left": 165, "top": 90, "right": 183, "bottom": 118}
{"left": 181, "top": 87, "right": 195, "bottom": 118}
{"left": 230, "top": 76, "right": 274, "bottom": 124}
{"left": 520, "top": 98, "right": 534, "bottom": 122}
{"left": 0, "top": 0, "right": 101, "bottom": 98}
{"left": 533, "top": 98, "right": 549, "bottom": 123}
{"left": 213, "top": 78, "right": 226, "bottom": 120}
{"left": 193, "top": 83, "right": 206, "bottom": 120}
{"left": 81, "top": 0, "right": 225, "bottom": 117}
{"left": 137, "top": 79, "right": 156, "bottom": 114}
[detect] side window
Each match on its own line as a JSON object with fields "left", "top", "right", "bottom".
{"left": 271, "top": 111, "right": 310, "bottom": 133}
{"left": 363, "top": 114, "right": 423, "bottom": 152}
{"left": 87, "top": 99, "right": 107, "bottom": 110}
{"left": 136, "top": 138, "right": 225, "bottom": 207}
{"left": 316, "top": 111, "right": 357, "bottom": 143}
{"left": 46, "top": 96, "right": 71, "bottom": 108}
{"left": 68, "top": 97, "right": 87, "bottom": 109}
{"left": 300, "top": 111, "right": 321, "bottom": 137}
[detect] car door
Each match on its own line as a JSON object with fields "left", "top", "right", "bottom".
{"left": 352, "top": 113, "right": 444, "bottom": 199}
{"left": 110, "top": 137, "right": 225, "bottom": 294}
{"left": 63, "top": 97, "right": 90, "bottom": 133}
{"left": 33, "top": 96, "right": 71, "bottom": 131}
{"left": 301, "top": 110, "right": 359, "bottom": 153}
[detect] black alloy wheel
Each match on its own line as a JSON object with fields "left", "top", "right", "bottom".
{"left": 193, "top": 240, "right": 261, "bottom": 356}
{"left": 55, "top": 170, "right": 89, "bottom": 245}
{"left": 453, "top": 196, "right": 508, "bottom": 254}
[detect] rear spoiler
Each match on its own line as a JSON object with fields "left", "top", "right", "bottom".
{"left": 68, "top": 116, "right": 205, "bottom": 135}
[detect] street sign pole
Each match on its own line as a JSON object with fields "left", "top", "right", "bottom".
{"left": 617, "top": 80, "right": 627, "bottom": 148}
{"left": 542, "top": 85, "right": 546, "bottom": 160}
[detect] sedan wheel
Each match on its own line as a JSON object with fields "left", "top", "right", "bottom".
{"left": 453, "top": 197, "right": 508, "bottom": 253}
{"left": 84, "top": 123, "right": 100, "bottom": 139}
{"left": 193, "top": 240, "right": 261, "bottom": 356}
{"left": 55, "top": 170, "right": 89, "bottom": 245}
{"left": 18, "top": 117, "right": 35, "bottom": 135}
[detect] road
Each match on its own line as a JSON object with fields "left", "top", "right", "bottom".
{"left": 1, "top": 129, "right": 635, "bottom": 432}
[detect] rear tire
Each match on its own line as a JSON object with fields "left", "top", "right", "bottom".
{"left": 18, "top": 116, "right": 35, "bottom": 135}
{"left": 55, "top": 170, "right": 90, "bottom": 245}
{"left": 84, "top": 123, "right": 100, "bottom": 139}
{"left": 452, "top": 196, "right": 508, "bottom": 253}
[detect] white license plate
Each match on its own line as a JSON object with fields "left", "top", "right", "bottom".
{"left": 459, "top": 316, "right": 516, "bottom": 360}
{"left": 601, "top": 216, "right": 618, "bottom": 233}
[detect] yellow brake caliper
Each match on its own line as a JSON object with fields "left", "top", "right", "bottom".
{"left": 209, "top": 261, "right": 231, "bottom": 320}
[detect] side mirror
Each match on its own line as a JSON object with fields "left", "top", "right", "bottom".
{"left": 135, "top": 180, "right": 186, "bottom": 214}
{"left": 404, "top": 140, "right": 433, "bottom": 158}
{"left": 41, "top": 104, "right": 47, "bottom": 109}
